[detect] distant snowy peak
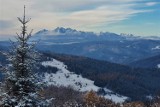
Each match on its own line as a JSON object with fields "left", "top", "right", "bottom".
{"left": 120, "top": 33, "right": 135, "bottom": 37}
{"left": 54, "top": 27, "right": 79, "bottom": 34}
{"left": 142, "top": 36, "right": 160, "bottom": 40}
{"left": 35, "top": 29, "right": 49, "bottom": 35}
{"left": 35, "top": 29, "right": 59, "bottom": 36}
{"left": 120, "top": 33, "right": 141, "bottom": 40}
{"left": 34, "top": 27, "right": 124, "bottom": 40}
{"left": 34, "top": 27, "right": 160, "bottom": 40}
{"left": 120, "top": 33, "right": 160, "bottom": 40}
{"left": 35, "top": 27, "right": 82, "bottom": 36}
{"left": 99, "top": 32, "right": 119, "bottom": 36}
{"left": 99, "top": 32, "right": 125, "bottom": 40}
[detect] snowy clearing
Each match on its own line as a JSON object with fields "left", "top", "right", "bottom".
{"left": 104, "top": 94, "right": 128, "bottom": 103}
{"left": 42, "top": 59, "right": 99, "bottom": 92}
{"left": 41, "top": 58, "right": 128, "bottom": 103}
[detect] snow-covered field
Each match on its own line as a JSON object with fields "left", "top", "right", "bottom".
{"left": 42, "top": 58, "right": 128, "bottom": 103}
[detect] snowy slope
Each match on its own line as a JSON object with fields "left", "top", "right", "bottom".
{"left": 41, "top": 59, "right": 128, "bottom": 103}
{"left": 42, "top": 59, "right": 99, "bottom": 92}
{"left": 103, "top": 88, "right": 128, "bottom": 103}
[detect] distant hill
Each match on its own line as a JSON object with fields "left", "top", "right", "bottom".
{"left": 1, "top": 27, "right": 160, "bottom": 65}
{"left": 129, "top": 54, "right": 160, "bottom": 68}
{"left": 34, "top": 39, "right": 160, "bottom": 64}
{"left": 31, "top": 27, "right": 160, "bottom": 64}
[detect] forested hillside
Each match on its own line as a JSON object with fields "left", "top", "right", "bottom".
{"left": 41, "top": 52, "right": 160, "bottom": 101}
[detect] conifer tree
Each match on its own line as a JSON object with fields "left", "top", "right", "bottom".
{"left": 1, "top": 6, "right": 49, "bottom": 107}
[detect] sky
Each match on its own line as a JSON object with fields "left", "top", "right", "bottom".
{"left": 0, "top": 0, "right": 160, "bottom": 36}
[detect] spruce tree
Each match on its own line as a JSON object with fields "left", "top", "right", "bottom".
{"left": 1, "top": 6, "right": 49, "bottom": 107}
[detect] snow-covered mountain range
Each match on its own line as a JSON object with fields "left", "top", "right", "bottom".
{"left": 34, "top": 27, "right": 160, "bottom": 40}
{"left": 31, "top": 27, "right": 160, "bottom": 65}
{"left": 0, "top": 27, "right": 160, "bottom": 65}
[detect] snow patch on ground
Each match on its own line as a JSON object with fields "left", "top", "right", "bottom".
{"left": 103, "top": 88, "right": 128, "bottom": 103}
{"left": 157, "top": 64, "right": 160, "bottom": 68}
{"left": 152, "top": 46, "right": 160, "bottom": 50}
{"left": 41, "top": 59, "right": 128, "bottom": 103}
{"left": 88, "top": 48, "right": 96, "bottom": 52}
{"left": 42, "top": 59, "right": 99, "bottom": 92}
{"left": 104, "top": 94, "right": 128, "bottom": 103}
{"left": 146, "top": 95, "right": 153, "bottom": 100}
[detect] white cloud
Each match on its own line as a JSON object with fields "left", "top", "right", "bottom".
{"left": 145, "top": 2, "right": 158, "bottom": 6}
{"left": 0, "top": 0, "right": 155, "bottom": 35}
